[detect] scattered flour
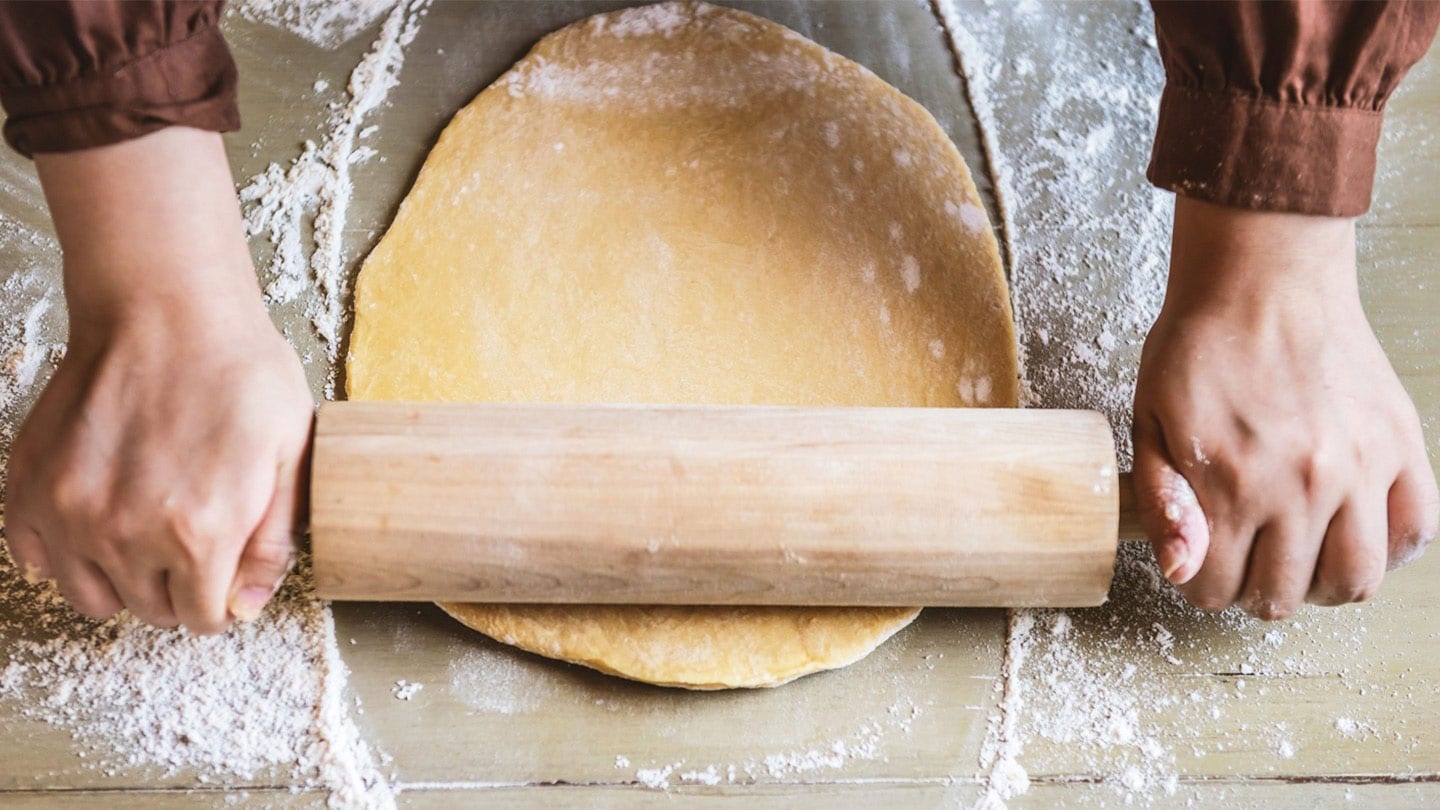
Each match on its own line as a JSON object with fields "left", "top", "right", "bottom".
{"left": 0, "top": 222, "right": 62, "bottom": 422}
{"left": 0, "top": 552, "right": 392, "bottom": 807}
{"left": 241, "top": 0, "right": 430, "bottom": 396}
{"left": 238, "top": 0, "right": 397, "bottom": 50}
{"left": 618, "top": 712, "right": 900, "bottom": 790}
{"left": 938, "top": 0, "right": 1171, "bottom": 458}
{"left": 446, "top": 647, "right": 550, "bottom": 716}
{"left": 391, "top": 680, "right": 423, "bottom": 701}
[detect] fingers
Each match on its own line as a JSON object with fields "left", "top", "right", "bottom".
{"left": 228, "top": 461, "right": 303, "bottom": 621}
{"left": 101, "top": 564, "right": 179, "bottom": 628}
{"left": 1386, "top": 459, "right": 1439, "bottom": 571}
{"left": 1177, "top": 512, "right": 1256, "bottom": 613}
{"left": 1309, "top": 498, "right": 1387, "bottom": 607}
{"left": 1238, "top": 521, "right": 1320, "bottom": 621}
{"left": 2, "top": 518, "right": 54, "bottom": 584}
{"left": 1132, "top": 417, "right": 1209, "bottom": 585}
{"left": 164, "top": 509, "right": 244, "bottom": 636}
{"left": 54, "top": 555, "right": 124, "bottom": 621}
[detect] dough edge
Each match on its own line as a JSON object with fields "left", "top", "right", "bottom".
{"left": 437, "top": 602, "right": 923, "bottom": 690}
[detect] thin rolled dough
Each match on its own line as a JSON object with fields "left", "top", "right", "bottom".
{"left": 346, "top": 1, "right": 1018, "bottom": 689}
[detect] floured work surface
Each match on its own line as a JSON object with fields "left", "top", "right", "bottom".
{"left": 0, "top": 1, "right": 1436, "bottom": 807}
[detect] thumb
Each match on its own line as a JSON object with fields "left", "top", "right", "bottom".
{"left": 228, "top": 456, "right": 304, "bottom": 621}
{"left": 1132, "top": 419, "right": 1209, "bottom": 585}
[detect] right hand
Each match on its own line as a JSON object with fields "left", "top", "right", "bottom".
{"left": 2, "top": 127, "right": 315, "bottom": 633}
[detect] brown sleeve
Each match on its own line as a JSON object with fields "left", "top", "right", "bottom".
{"left": 0, "top": 0, "right": 239, "bottom": 158}
{"left": 1147, "top": 1, "right": 1440, "bottom": 217}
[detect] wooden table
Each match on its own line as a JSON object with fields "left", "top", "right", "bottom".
{"left": 0, "top": 2, "right": 1435, "bottom": 807}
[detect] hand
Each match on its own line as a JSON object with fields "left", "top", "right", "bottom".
{"left": 2, "top": 128, "right": 314, "bottom": 633}
{"left": 1132, "top": 197, "right": 1438, "bottom": 619}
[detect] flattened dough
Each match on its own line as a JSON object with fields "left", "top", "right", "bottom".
{"left": 346, "top": 2, "right": 1018, "bottom": 689}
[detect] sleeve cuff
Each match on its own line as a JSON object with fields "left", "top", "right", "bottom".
{"left": 0, "top": 23, "right": 239, "bottom": 158}
{"left": 1146, "top": 84, "right": 1383, "bottom": 218}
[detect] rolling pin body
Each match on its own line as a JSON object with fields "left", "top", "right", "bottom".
{"left": 311, "top": 403, "right": 1128, "bottom": 607}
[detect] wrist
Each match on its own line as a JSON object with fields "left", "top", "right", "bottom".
{"left": 36, "top": 128, "right": 262, "bottom": 326}
{"left": 1165, "top": 197, "right": 1358, "bottom": 307}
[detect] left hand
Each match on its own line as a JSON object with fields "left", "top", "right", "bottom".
{"left": 1131, "top": 197, "right": 1438, "bottom": 619}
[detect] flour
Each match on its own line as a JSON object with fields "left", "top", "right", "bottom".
{"left": 975, "top": 611, "right": 1034, "bottom": 807}
{"left": 937, "top": 0, "right": 1170, "bottom": 459}
{"left": 0, "top": 551, "right": 392, "bottom": 807}
{"left": 238, "top": 0, "right": 396, "bottom": 51}
{"left": 618, "top": 711, "right": 901, "bottom": 789}
{"left": 446, "top": 647, "right": 552, "bottom": 716}
{"left": 499, "top": 4, "right": 838, "bottom": 112}
{"left": 391, "top": 680, "right": 422, "bottom": 701}
{"left": 240, "top": 0, "right": 430, "bottom": 396}
{"left": 0, "top": 222, "right": 61, "bottom": 422}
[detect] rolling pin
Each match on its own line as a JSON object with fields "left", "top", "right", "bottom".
{"left": 311, "top": 402, "right": 1147, "bottom": 608}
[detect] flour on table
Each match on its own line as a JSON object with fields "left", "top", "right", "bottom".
{"left": 615, "top": 704, "right": 914, "bottom": 789}
{"left": 938, "top": 0, "right": 1171, "bottom": 460}
{"left": 0, "top": 222, "right": 62, "bottom": 423}
{"left": 237, "top": 0, "right": 396, "bottom": 50}
{"left": 240, "top": 0, "right": 429, "bottom": 396}
{"left": 446, "top": 647, "right": 554, "bottom": 716}
{"left": 0, "top": 553, "right": 391, "bottom": 807}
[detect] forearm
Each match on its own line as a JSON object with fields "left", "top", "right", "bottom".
{"left": 1165, "top": 198, "right": 1358, "bottom": 306}
{"left": 35, "top": 127, "right": 262, "bottom": 332}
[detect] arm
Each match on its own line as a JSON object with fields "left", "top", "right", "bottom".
{"left": 0, "top": 3, "right": 310, "bottom": 631}
{"left": 1135, "top": 2, "right": 1440, "bottom": 618}
{"left": 4, "top": 128, "right": 313, "bottom": 632}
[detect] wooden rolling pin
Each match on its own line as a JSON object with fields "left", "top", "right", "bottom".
{"left": 311, "top": 402, "right": 1147, "bottom": 608}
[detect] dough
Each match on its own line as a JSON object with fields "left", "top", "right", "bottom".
{"left": 346, "top": 1, "right": 1018, "bottom": 689}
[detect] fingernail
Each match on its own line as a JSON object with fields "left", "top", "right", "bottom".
{"left": 229, "top": 586, "right": 275, "bottom": 622}
{"left": 1160, "top": 540, "right": 1189, "bottom": 583}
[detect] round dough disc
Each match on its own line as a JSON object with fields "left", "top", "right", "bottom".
{"left": 346, "top": 1, "right": 1018, "bottom": 689}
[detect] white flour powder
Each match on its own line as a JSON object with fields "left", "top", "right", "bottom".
{"left": 241, "top": 0, "right": 430, "bottom": 396}
{"left": 239, "top": 0, "right": 396, "bottom": 50}
{"left": 0, "top": 550, "right": 392, "bottom": 807}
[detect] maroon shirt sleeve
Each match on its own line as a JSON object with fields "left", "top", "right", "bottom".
{"left": 0, "top": 0, "right": 239, "bottom": 158}
{"left": 1148, "top": 1, "right": 1440, "bottom": 217}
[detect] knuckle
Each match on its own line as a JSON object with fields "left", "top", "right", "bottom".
{"left": 1344, "top": 575, "right": 1382, "bottom": 604}
{"left": 245, "top": 536, "right": 297, "bottom": 572}
{"left": 130, "top": 606, "right": 180, "bottom": 628}
{"left": 161, "top": 502, "right": 224, "bottom": 564}
{"left": 49, "top": 473, "right": 100, "bottom": 521}
{"left": 69, "top": 595, "right": 119, "bottom": 621}
{"left": 107, "top": 509, "right": 151, "bottom": 548}
{"left": 1247, "top": 598, "right": 1295, "bottom": 622}
{"left": 1296, "top": 452, "right": 1339, "bottom": 499}
{"left": 1320, "top": 572, "right": 1382, "bottom": 605}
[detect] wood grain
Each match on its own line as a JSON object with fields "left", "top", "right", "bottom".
{"left": 312, "top": 403, "right": 1121, "bottom": 607}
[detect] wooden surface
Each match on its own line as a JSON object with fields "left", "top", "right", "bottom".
{"left": 0, "top": 1, "right": 1436, "bottom": 808}
{"left": 312, "top": 403, "right": 1119, "bottom": 606}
